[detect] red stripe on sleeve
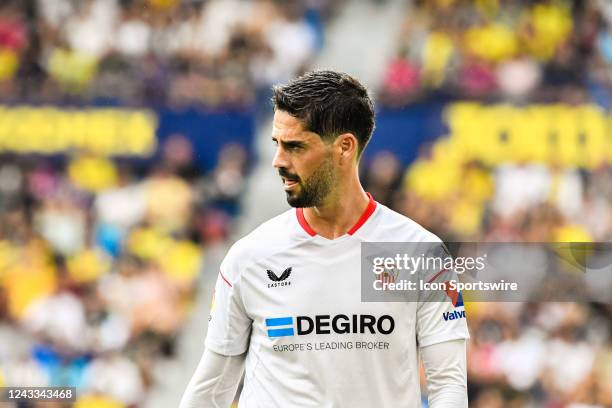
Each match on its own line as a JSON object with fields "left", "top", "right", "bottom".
{"left": 427, "top": 267, "right": 449, "bottom": 283}
{"left": 219, "top": 271, "right": 233, "bottom": 287}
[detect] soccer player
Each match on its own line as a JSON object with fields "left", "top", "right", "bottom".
{"left": 180, "top": 70, "right": 469, "bottom": 407}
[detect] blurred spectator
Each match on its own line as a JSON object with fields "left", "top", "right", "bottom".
{"left": 144, "top": 165, "right": 193, "bottom": 232}
{"left": 361, "top": 150, "right": 402, "bottom": 208}
{"left": 198, "top": 143, "right": 249, "bottom": 217}
{"left": 82, "top": 352, "right": 145, "bottom": 406}
{"left": 94, "top": 168, "right": 146, "bottom": 232}
{"left": 379, "top": 48, "right": 421, "bottom": 106}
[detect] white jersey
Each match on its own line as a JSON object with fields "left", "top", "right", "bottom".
{"left": 205, "top": 194, "right": 469, "bottom": 408}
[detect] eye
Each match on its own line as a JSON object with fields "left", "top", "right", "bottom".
{"left": 272, "top": 139, "right": 279, "bottom": 146}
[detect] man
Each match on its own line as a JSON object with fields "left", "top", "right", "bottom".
{"left": 180, "top": 70, "right": 469, "bottom": 407}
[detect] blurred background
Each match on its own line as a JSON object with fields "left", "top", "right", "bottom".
{"left": 0, "top": 0, "right": 610, "bottom": 407}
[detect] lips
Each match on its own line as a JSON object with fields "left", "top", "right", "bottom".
{"left": 279, "top": 169, "right": 300, "bottom": 190}
{"left": 282, "top": 177, "right": 299, "bottom": 188}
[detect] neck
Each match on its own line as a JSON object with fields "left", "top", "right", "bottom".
{"left": 302, "top": 173, "right": 370, "bottom": 239}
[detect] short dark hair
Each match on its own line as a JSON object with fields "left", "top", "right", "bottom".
{"left": 271, "top": 70, "right": 375, "bottom": 158}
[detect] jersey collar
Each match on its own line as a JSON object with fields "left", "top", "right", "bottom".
{"left": 296, "top": 192, "right": 377, "bottom": 238}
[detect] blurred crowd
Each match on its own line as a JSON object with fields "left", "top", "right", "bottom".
{"left": 367, "top": 3, "right": 612, "bottom": 387}
{"left": 0, "top": 0, "right": 611, "bottom": 407}
{"left": 0, "top": 0, "right": 335, "bottom": 108}
{"left": 0, "top": 0, "right": 330, "bottom": 406}
{"left": 379, "top": 0, "right": 612, "bottom": 107}
{"left": 464, "top": 302, "right": 612, "bottom": 408}
{"left": 363, "top": 146, "right": 612, "bottom": 406}
{"left": 366, "top": 6, "right": 612, "bottom": 400}
{"left": 0, "top": 136, "right": 249, "bottom": 407}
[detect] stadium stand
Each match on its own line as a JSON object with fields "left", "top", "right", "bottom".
{"left": 378, "top": 0, "right": 612, "bottom": 106}
{"left": 0, "top": 0, "right": 335, "bottom": 406}
{"left": 0, "top": 0, "right": 333, "bottom": 107}
{"left": 363, "top": 0, "right": 612, "bottom": 406}
{"left": 0, "top": 141, "right": 251, "bottom": 406}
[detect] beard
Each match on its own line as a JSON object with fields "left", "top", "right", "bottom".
{"left": 280, "top": 152, "right": 336, "bottom": 208}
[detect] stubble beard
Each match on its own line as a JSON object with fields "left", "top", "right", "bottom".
{"left": 285, "top": 153, "right": 336, "bottom": 208}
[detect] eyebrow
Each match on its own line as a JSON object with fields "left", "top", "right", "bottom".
{"left": 271, "top": 138, "right": 306, "bottom": 148}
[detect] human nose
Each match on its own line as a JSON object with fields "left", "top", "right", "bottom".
{"left": 272, "top": 145, "right": 289, "bottom": 170}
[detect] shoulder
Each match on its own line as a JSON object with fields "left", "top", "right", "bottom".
{"left": 360, "top": 203, "right": 442, "bottom": 243}
{"left": 221, "top": 209, "right": 303, "bottom": 278}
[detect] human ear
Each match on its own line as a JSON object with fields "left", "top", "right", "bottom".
{"left": 336, "top": 133, "right": 358, "bottom": 164}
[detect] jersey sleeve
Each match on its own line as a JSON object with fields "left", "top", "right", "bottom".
{"left": 416, "top": 243, "right": 470, "bottom": 348}
{"left": 204, "top": 247, "right": 252, "bottom": 356}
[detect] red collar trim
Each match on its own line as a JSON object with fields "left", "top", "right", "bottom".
{"left": 347, "top": 193, "right": 377, "bottom": 235}
{"left": 296, "top": 207, "right": 317, "bottom": 237}
{"left": 296, "top": 193, "right": 377, "bottom": 237}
